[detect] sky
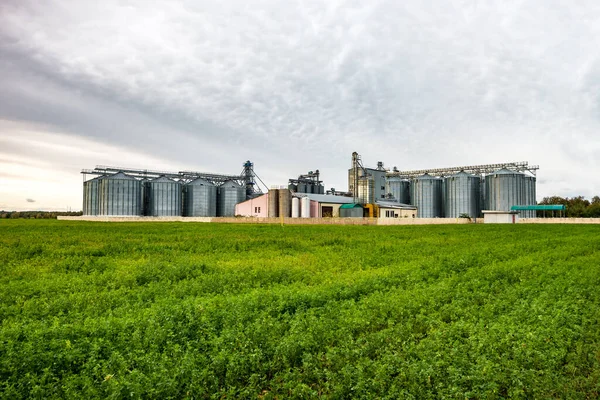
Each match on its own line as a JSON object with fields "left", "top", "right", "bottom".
{"left": 1, "top": 0, "right": 600, "bottom": 211}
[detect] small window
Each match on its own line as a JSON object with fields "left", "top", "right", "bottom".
{"left": 258, "top": 207, "right": 261, "bottom": 213}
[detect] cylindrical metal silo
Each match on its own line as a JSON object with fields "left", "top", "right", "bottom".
{"left": 522, "top": 175, "right": 537, "bottom": 218}
{"left": 291, "top": 197, "right": 300, "bottom": 218}
{"left": 98, "top": 172, "right": 142, "bottom": 216}
{"left": 411, "top": 173, "right": 443, "bottom": 218}
{"left": 147, "top": 176, "right": 182, "bottom": 216}
{"left": 386, "top": 177, "right": 402, "bottom": 202}
{"left": 83, "top": 176, "right": 102, "bottom": 216}
{"left": 444, "top": 171, "right": 481, "bottom": 218}
{"left": 268, "top": 189, "right": 279, "bottom": 217}
{"left": 217, "top": 180, "right": 245, "bottom": 217}
{"left": 297, "top": 183, "right": 307, "bottom": 193}
{"left": 184, "top": 178, "right": 217, "bottom": 217}
{"left": 301, "top": 197, "right": 311, "bottom": 218}
{"left": 318, "top": 184, "right": 325, "bottom": 194}
{"left": 278, "top": 189, "right": 291, "bottom": 218}
{"left": 485, "top": 169, "right": 524, "bottom": 211}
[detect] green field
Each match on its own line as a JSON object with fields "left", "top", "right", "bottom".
{"left": 1, "top": 220, "right": 599, "bottom": 399}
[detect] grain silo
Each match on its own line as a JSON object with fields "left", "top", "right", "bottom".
{"left": 485, "top": 169, "right": 524, "bottom": 211}
{"left": 98, "top": 172, "right": 142, "bottom": 216}
{"left": 184, "top": 178, "right": 217, "bottom": 217}
{"left": 217, "top": 180, "right": 245, "bottom": 217}
{"left": 291, "top": 197, "right": 300, "bottom": 218}
{"left": 268, "top": 188, "right": 279, "bottom": 217}
{"left": 301, "top": 196, "right": 311, "bottom": 218}
{"left": 147, "top": 176, "right": 182, "bottom": 217}
{"left": 82, "top": 176, "right": 102, "bottom": 216}
{"left": 278, "top": 188, "right": 291, "bottom": 218}
{"left": 386, "top": 177, "right": 411, "bottom": 204}
{"left": 411, "top": 173, "right": 443, "bottom": 218}
{"left": 522, "top": 174, "right": 537, "bottom": 218}
{"left": 444, "top": 171, "right": 481, "bottom": 218}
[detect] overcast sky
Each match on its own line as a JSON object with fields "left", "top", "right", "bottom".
{"left": 1, "top": 0, "right": 600, "bottom": 211}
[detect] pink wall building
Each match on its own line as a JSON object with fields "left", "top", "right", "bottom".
{"left": 234, "top": 193, "right": 269, "bottom": 217}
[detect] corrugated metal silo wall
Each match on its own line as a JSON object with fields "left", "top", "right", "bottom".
{"left": 441, "top": 179, "right": 447, "bottom": 218}
{"left": 386, "top": 178, "right": 402, "bottom": 202}
{"left": 185, "top": 184, "right": 217, "bottom": 217}
{"left": 148, "top": 181, "right": 182, "bottom": 216}
{"left": 278, "top": 189, "right": 291, "bottom": 217}
{"left": 217, "top": 184, "right": 246, "bottom": 217}
{"left": 486, "top": 172, "right": 524, "bottom": 211}
{"left": 411, "top": 176, "right": 443, "bottom": 218}
{"left": 99, "top": 178, "right": 142, "bottom": 216}
{"left": 387, "top": 178, "right": 410, "bottom": 203}
{"left": 445, "top": 174, "right": 481, "bottom": 218}
{"left": 83, "top": 178, "right": 100, "bottom": 216}
{"left": 522, "top": 176, "right": 537, "bottom": 218}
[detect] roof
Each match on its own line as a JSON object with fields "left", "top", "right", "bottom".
{"left": 376, "top": 200, "right": 417, "bottom": 209}
{"left": 511, "top": 205, "right": 565, "bottom": 211}
{"left": 491, "top": 168, "right": 523, "bottom": 176}
{"left": 106, "top": 171, "right": 136, "bottom": 180}
{"left": 293, "top": 193, "right": 355, "bottom": 204}
{"left": 339, "top": 203, "right": 363, "bottom": 209}
{"left": 187, "top": 177, "right": 214, "bottom": 186}
{"left": 152, "top": 175, "right": 178, "bottom": 183}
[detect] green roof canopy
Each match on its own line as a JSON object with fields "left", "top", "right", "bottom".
{"left": 510, "top": 205, "right": 565, "bottom": 211}
{"left": 339, "top": 203, "right": 363, "bottom": 209}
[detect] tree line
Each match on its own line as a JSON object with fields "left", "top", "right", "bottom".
{"left": 0, "top": 211, "right": 83, "bottom": 219}
{"left": 537, "top": 196, "right": 600, "bottom": 218}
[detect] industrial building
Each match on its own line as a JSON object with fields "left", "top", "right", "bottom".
{"left": 235, "top": 190, "right": 355, "bottom": 218}
{"left": 81, "top": 152, "right": 539, "bottom": 221}
{"left": 81, "top": 161, "right": 264, "bottom": 217}
{"left": 377, "top": 158, "right": 539, "bottom": 218}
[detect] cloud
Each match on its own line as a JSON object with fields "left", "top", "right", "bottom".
{"left": 26, "top": 198, "right": 35, "bottom": 203}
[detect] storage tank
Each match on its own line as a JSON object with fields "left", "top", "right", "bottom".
{"left": 217, "top": 180, "right": 245, "bottom": 217}
{"left": 522, "top": 175, "right": 537, "bottom": 218}
{"left": 82, "top": 176, "right": 102, "bottom": 216}
{"left": 411, "top": 174, "right": 443, "bottom": 218}
{"left": 301, "top": 196, "right": 311, "bottom": 218}
{"left": 184, "top": 178, "right": 216, "bottom": 217}
{"left": 98, "top": 172, "right": 142, "bottom": 216}
{"left": 291, "top": 197, "right": 300, "bottom": 218}
{"left": 268, "top": 189, "right": 279, "bottom": 217}
{"left": 444, "top": 171, "right": 481, "bottom": 218}
{"left": 317, "top": 184, "right": 325, "bottom": 194}
{"left": 485, "top": 169, "right": 524, "bottom": 211}
{"left": 147, "top": 176, "right": 182, "bottom": 216}
{"left": 278, "top": 189, "right": 291, "bottom": 218}
{"left": 297, "top": 183, "right": 307, "bottom": 193}
{"left": 386, "top": 178, "right": 411, "bottom": 204}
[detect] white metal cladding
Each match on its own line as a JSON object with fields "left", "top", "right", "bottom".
{"left": 485, "top": 169, "right": 524, "bottom": 211}
{"left": 98, "top": 172, "right": 142, "bottom": 216}
{"left": 217, "top": 180, "right": 245, "bottom": 217}
{"left": 184, "top": 178, "right": 217, "bottom": 217}
{"left": 147, "top": 176, "right": 182, "bottom": 217}
{"left": 411, "top": 174, "right": 443, "bottom": 218}
{"left": 300, "top": 196, "right": 311, "bottom": 218}
{"left": 82, "top": 177, "right": 101, "bottom": 216}
{"left": 444, "top": 172, "right": 481, "bottom": 218}
{"left": 291, "top": 197, "right": 300, "bottom": 218}
{"left": 521, "top": 175, "right": 537, "bottom": 218}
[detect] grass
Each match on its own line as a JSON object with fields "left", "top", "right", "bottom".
{"left": 0, "top": 220, "right": 599, "bottom": 399}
